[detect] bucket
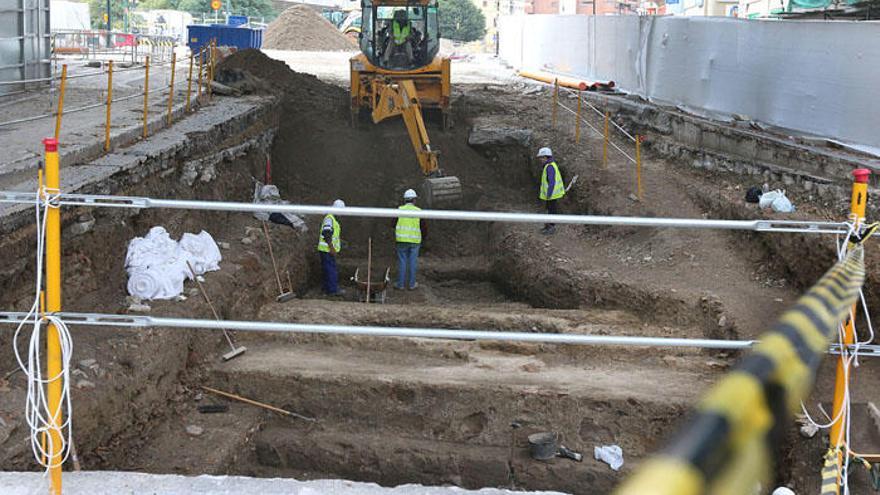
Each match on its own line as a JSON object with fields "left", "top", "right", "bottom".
{"left": 528, "top": 432, "right": 558, "bottom": 461}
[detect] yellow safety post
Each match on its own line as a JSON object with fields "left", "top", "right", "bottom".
{"left": 185, "top": 51, "right": 194, "bottom": 112}
{"left": 142, "top": 56, "right": 150, "bottom": 139}
{"left": 636, "top": 135, "right": 642, "bottom": 200}
{"left": 166, "top": 52, "right": 176, "bottom": 125}
{"left": 104, "top": 60, "right": 113, "bottom": 152}
{"left": 43, "top": 137, "right": 63, "bottom": 494}
{"left": 829, "top": 168, "right": 871, "bottom": 461}
{"left": 575, "top": 89, "right": 581, "bottom": 144}
{"left": 208, "top": 40, "right": 215, "bottom": 100}
{"left": 54, "top": 65, "right": 67, "bottom": 140}
{"left": 197, "top": 47, "right": 204, "bottom": 102}
{"left": 551, "top": 78, "right": 558, "bottom": 128}
{"left": 603, "top": 111, "right": 610, "bottom": 167}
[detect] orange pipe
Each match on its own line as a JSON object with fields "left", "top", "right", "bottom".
{"left": 518, "top": 69, "right": 614, "bottom": 91}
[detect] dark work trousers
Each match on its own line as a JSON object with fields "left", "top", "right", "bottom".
{"left": 319, "top": 251, "right": 339, "bottom": 294}
{"left": 545, "top": 199, "right": 559, "bottom": 229}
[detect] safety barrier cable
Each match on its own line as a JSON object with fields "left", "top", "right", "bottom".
{"left": 0, "top": 193, "right": 851, "bottom": 234}
{"left": 556, "top": 98, "right": 637, "bottom": 164}
{"left": 560, "top": 85, "right": 637, "bottom": 143}
{"left": 613, "top": 245, "right": 866, "bottom": 495}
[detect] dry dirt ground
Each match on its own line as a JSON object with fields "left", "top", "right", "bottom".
{"left": 1, "top": 49, "right": 877, "bottom": 494}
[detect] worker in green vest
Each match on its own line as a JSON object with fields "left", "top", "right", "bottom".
{"left": 393, "top": 188, "right": 427, "bottom": 290}
{"left": 382, "top": 9, "right": 414, "bottom": 66}
{"left": 537, "top": 147, "right": 565, "bottom": 235}
{"left": 317, "top": 199, "right": 345, "bottom": 296}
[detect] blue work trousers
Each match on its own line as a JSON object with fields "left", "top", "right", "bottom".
{"left": 319, "top": 251, "right": 339, "bottom": 294}
{"left": 396, "top": 242, "right": 420, "bottom": 289}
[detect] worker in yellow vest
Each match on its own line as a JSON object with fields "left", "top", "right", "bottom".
{"left": 393, "top": 189, "right": 426, "bottom": 290}
{"left": 537, "top": 147, "right": 565, "bottom": 235}
{"left": 317, "top": 199, "right": 345, "bottom": 296}
{"left": 383, "top": 8, "right": 414, "bottom": 65}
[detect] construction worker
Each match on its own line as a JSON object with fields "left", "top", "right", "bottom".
{"left": 537, "top": 147, "right": 565, "bottom": 235}
{"left": 393, "top": 189, "right": 426, "bottom": 290}
{"left": 383, "top": 9, "right": 414, "bottom": 65}
{"left": 317, "top": 199, "right": 345, "bottom": 296}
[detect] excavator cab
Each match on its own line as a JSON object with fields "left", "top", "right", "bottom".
{"left": 359, "top": 1, "right": 440, "bottom": 71}
{"left": 350, "top": 0, "right": 459, "bottom": 207}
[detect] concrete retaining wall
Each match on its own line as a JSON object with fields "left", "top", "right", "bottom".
{"left": 498, "top": 15, "right": 880, "bottom": 151}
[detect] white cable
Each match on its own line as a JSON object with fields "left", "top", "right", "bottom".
{"left": 10, "top": 188, "right": 74, "bottom": 472}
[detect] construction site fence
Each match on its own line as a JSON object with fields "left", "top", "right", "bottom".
{"left": 0, "top": 41, "right": 220, "bottom": 150}
{"left": 541, "top": 76, "right": 646, "bottom": 200}
{"left": 52, "top": 30, "right": 178, "bottom": 65}
{"left": 614, "top": 245, "right": 866, "bottom": 495}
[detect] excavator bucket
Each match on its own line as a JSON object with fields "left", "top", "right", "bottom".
{"left": 423, "top": 176, "right": 461, "bottom": 207}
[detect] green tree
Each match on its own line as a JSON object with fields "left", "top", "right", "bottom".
{"left": 175, "top": 0, "right": 275, "bottom": 19}
{"left": 438, "top": 0, "right": 485, "bottom": 42}
{"left": 87, "top": 0, "right": 128, "bottom": 30}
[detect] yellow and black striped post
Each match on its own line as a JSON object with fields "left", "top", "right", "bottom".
{"left": 614, "top": 245, "right": 867, "bottom": 495}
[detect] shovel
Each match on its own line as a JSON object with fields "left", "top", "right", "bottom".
{"left": 565, "top": 174, "right": 579, "bottom": 193}
{"left": 186, "top": 261, "right": 247, "bottom": 361}
{"left": 261, "top": 221, "right": 296, "bottom": 302}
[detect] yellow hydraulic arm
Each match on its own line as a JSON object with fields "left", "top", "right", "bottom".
{"left": 371, "top": 79, "right": 440, "bottom": 176}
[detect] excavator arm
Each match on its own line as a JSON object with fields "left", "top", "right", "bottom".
{"left": 369, "top": 79, "right": 461, "bottom": 206}
{"left": 371, "top": 79, "right": 439, "bottom": 176}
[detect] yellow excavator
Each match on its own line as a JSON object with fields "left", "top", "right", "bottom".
{"left": 349, "top": 0, "right": 461, "bottom": 206}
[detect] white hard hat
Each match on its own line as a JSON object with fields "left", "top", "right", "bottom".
{"left": 333, "top": 199, "right": 346, "bottom": 208}
{"left": 772, "top": 488, "right": 796, "bottom": 495}
{"left": 537, "top": 147, "right": 553, "bottom": 157}
{"left": 403, "top": 189, "right": 418, "bottom": 200}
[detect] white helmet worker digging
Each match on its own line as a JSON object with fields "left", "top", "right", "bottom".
{"left": 393, "top": 188, "right": 425, "bottom": 291}
{"left": 536, "top": 146, "right": 565, "bottom": 235}
{"left": 317, "top": 198, "right": 346, "bottom": 296}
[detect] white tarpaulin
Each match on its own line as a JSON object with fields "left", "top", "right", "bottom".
{"left": 498, "top": 15, "right": 880, "bottom": 149}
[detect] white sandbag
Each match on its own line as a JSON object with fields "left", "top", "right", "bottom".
{"left": 179, "top": 231, "right": 222, "bottom": 276}
{"left": 125, "top": 227, "right": 222, "bottom": 300}
{"left": 594, "top": 444, "right": 624, "bottom": 471}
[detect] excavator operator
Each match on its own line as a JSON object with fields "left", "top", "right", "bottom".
{"left": 382, "top": 9, "right": 416, "bottom": 66}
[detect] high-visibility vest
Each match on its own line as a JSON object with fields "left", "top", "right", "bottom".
{"left": 317, "top": 214, "right": 341, "bottom": 253}
{"left": 393, "top": 20, "right": 410, "bottom": 45}
{"left": 540, "top": 161, "right": 565, "bottom": 200}
{"left": 395, "top": 203, "right": 422, "bottom": 244}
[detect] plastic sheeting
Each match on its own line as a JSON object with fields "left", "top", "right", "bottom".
{"left": 498, "top": 15, "right": 880, "bottom": 149}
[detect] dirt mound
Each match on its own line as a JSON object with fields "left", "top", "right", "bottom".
{"left": 263, "top": 5, "right": 356, "bottom": 51}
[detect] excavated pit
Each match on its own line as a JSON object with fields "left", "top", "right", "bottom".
{"left": 0, "top": 49, "right": 858, "bottom": 494}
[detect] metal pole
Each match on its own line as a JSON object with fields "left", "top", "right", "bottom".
{"left": 106, "top": 0, "right": 112, "bottom": 48}
{"left": 197, "top": 47, "right": 204, "bottom": 102}
{"left": 603, "top": 110, "right": 609, "bottom": 167}
{"left": 185, "top": 52, "right": 194, "bottom": 112}
{"left": 0, "top": 311, "right": 757, "bottom": 350}
{"left": 30, "top": 193, "right": 849, "bottom": 234}
{"left": 104, "top": 60, "right": 113, "bottom": 152}
{"left": 208, "top": 39, "right": 215, "bottom": 100}
{"left": 575, "top": 89, "right": 581, "bottom": 144}
{"left": 552, "top": 78, "right": 558, "bottom": 128}
{"left": 636, "top": 134, "right": 642, "bottom": 200}
{"left": 166, "top": 52, "right": 176, "bottom": 125}
{"left": 142, "top": 56, "right": 149, "bottom": 139}
{"left": 53, "top": 65, "right": 67, "bottom": 141}
{"left": 43, "top": 138, "right": 63, "bottom": 494}
{"left": 829, "top": 168, "right": 871, "bottom": 457}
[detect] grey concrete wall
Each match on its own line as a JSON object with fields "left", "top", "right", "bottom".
{"left": 498, "top": 15, "right": 880, "bottom": 151}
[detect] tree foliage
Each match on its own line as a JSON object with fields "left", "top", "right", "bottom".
{"left": 438, "top": 0, "right": 485, "bottom": 42}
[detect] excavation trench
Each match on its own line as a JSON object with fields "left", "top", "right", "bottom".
{"left": 0, "top": 50, "right": 826, "bottom": 493}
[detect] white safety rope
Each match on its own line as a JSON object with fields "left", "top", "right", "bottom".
{"left": 11, "top": 187, "right": 74, "bottom": 472}
{"left": 799, "top": 218, "right": 875, "bottom": 495}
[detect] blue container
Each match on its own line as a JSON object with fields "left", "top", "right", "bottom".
{"left": 187, "top": 24, "right": 263, "bottom": 53}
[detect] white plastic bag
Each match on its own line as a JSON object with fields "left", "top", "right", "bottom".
{"left": 759, "top": 189, "right": 782, "bottom": 209}
{"left": 594, "top": 444, "right": 624, "bottom": 471}
{"left": 771, "top": 193, "right": 795, "bottom": 213}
